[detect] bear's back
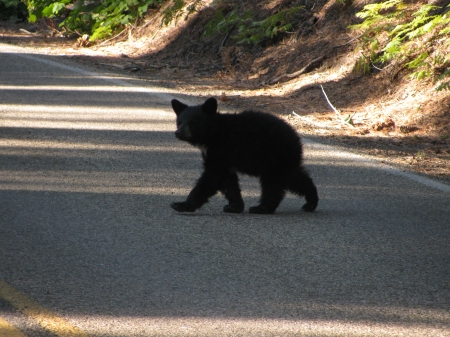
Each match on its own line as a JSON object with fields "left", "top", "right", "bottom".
{"left": 211, "top": 111, "right": 303, "bottom": 175}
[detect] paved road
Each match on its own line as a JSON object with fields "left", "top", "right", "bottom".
{"left": 1, "top": 44, "right": 450, "bottom": 337}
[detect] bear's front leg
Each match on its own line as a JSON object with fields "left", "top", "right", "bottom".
{"left": 221, "top": 171, "right": 244, "bottom": 213}
{"left": 171, "top": 169, "right": 221, "bottom": 212}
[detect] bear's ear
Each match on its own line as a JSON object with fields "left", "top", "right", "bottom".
{"left": 171, "top": 99, "right": 188, "bottom": 116}
{"left": 202, "top": 97, "right": 218, "bottom": 115}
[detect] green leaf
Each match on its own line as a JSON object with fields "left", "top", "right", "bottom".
{"left": 437, "top": 81, "right": 450, "bottom": 91}
{"left": 411, "top": 70, "right": 430, "bottom": 80}
{"left": 42, "top": 2, "right": 66, "bottom": 17}
{"left": 28, "top": 13, "right": 37, "bottom": 22}
{"left": 90, "top": 25, "right": 112, "bottom": 41}
{"left": 406, "top": 52, "right": 429, "bottom": 69}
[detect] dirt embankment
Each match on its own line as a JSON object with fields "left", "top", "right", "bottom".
{"left": 1, "top": 0, "right": 449, "bottom": 183}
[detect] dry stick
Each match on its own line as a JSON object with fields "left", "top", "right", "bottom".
{"left": 151, "top": 26, "right": 162, "bottom": 40}
{"left": 269, "top": 56, "right": 325, "bottom": 84}
{"left": 138, "top": 16, "right": 159, "bottom": 34}
{"left": 97, "top": 28, "right": 128, "bottom": 47}
{"left": 320, "top": 85, "right": 355, "bottom": 127}
{"left": 269, "top": 35, "right": 363, "bottom": 84}
{"left": 217, "top": 23, "right": 237, "bottom": 55}
{"left": 331, "top": 33, "right": 363, "bottom": 49}
{"left": 19, "top": 28, "right": 37, "bottom": 35}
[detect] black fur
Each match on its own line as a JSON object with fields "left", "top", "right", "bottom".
{"left": 171, "top": 97, "right": 318, "bottom": 214}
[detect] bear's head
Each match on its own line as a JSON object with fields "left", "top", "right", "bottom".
{"left": 171, "top": 97, "right": 218, "bottom": 145}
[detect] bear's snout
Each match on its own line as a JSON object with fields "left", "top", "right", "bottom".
{"left": 175, "top": 125, "right": 191, "bottom": 141}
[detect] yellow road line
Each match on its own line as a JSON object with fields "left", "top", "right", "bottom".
{"left": 0, "top": 317, "right": 28, "bottom": 337}
{"left": 0, "top": 280, "right": 90, "bottom": 337}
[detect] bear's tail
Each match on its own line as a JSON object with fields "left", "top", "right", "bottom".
{"left": 287, "top": 167, "right": 319, "bottom": 212}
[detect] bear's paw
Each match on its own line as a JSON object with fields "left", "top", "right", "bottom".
{"left": 223, "top": 204, "right": 244, "bottom": 214}
{"left": 249, "top": 205, "right": 275, "bottom": 214}
{"left": 171, "top": 201, "right": 196, "bottom": 212}
{"left": 302, "top": 202, "right": 317, "bottom": 212}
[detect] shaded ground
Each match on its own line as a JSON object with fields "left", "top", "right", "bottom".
{"left": 1, "top": 0, "right": 449, "bottom": 183}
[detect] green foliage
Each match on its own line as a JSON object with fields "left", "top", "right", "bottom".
{"left": 203, "top": 6, "right": 304, "bottom": 45}
{"left": 203, "top": 8, "right": 252, "bottom": 38}
{"left": 161, "top": 0, "right": 201, "bottom": 26}
{"left": 161, "top": 0, "right": 184, "bottom": 26}
{"left": 336, "top": 0, "right": 353, "bottom": 6}
{"left": 240, "top": 6, "right": 303, "bottom": 44}
{"left": 23, "top": 0, "right": 64, "bottom": 22}
{"left": 23, "top": 0, "right": 166, "bottom": 41}
{"left": 8, "top": 0, "right": 301, "bottom": 45}
{"left": 437, "top": 67, "right": 450, "bottom": 91}
{"left": 0, "top": 0, "right": 27, "bottom": 21}
{"left": 20, "top": 0, "right": 204, "bottom": 42}
{"left": 351, "top": 1, "right": 450, "bottom": 90}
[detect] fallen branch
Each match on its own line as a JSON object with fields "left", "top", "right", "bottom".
{"left": 269, "top": 35, "right": 363, "bottom": 85}
{"left": 269, "top": 56, "right": 325, "bottom": 84}
{"left": 331, "top": 33, "right": 363, "bottom": 49}
{"left": 19, "top": 28, "right": 37, "bottom": 35}
{"left": 124, "top": 65, "right": 143, "bottom": 72}
{"left": 145, "top": 64, "right": 167, "bottom": 69}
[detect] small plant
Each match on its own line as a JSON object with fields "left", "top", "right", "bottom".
{"left": 162, "top": 0, "right": 201, "bottom": 26}
{"left": 351, "top": 1, "right": 450, "bottom": 90}
{"left": 203, "top": 8, "right": 252, "bottom": 38}
{"left": 416, "top": 150, "right": 426, "bottom": 159}
{"left": 336, "top": 0, "right": 352, "bottom": 6}
{"left": 436, "top": 64, "right": 450, "bottom": 91}
{"left": 203, "top": 6, "right": 304, "bottom": 45}
{"left": 237, "top": 6, "right": 304, "bottom": 45}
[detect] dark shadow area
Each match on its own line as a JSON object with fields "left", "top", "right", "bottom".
{"left": 0, "top": 127, "right": 200, "bottom": 173}
{"left": 0, "top": 87, "right": 170, "bottom": 108}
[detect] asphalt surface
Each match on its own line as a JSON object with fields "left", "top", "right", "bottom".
{"left": 1, "top": 44, "right": 450, "bottom": 337}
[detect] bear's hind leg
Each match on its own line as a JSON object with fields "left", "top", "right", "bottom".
{"left": 221, "top": 171, "right": 244, "bottom": 213}
{"left": 249, "top": 176, "right": 286, "bottom": 214}
{"left": 287, "top": 167, "right": 318, "bottom": 212}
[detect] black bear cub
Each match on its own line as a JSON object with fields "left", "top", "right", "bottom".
{"left": 171, "top": 97, "right": 318, "bottom": 214}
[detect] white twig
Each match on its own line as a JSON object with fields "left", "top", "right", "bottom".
{"left": 320, "top": 85, "right": 341, "bottom": 115}
{"left": 319, "top": 85, "right": 355, "bottom": 127}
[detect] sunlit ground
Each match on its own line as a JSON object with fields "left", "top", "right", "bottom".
{"left": 71, "top": 310, "right": 450, "bottom": 337}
